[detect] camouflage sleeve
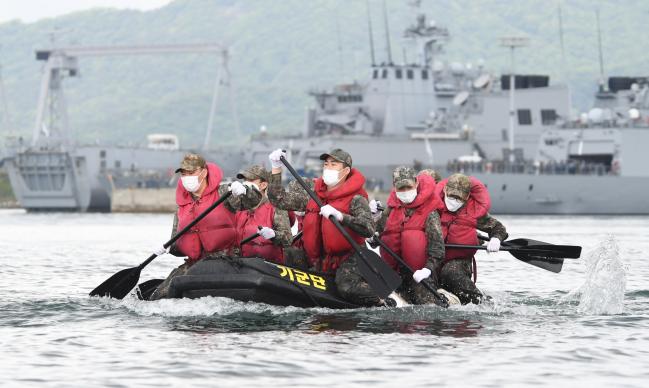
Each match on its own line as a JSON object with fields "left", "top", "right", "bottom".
{"left": 425, "top": 211, "right": 445, "bottom": 267}
{"left": 476, "top": 213, "right": 509, "bottom": 241}
{"left": 341, "top": 195, "right": 375, "bottom": 238}
{"left": 218, "top": 182, "right": 262, "bottom": 213}
{"left": 375, "top": 206, "right": 392, "bottom": 234}
{"left": 267, "top": 172, "right": 310, "bottom": 212}
{"left": 169, "top": 209, "right": 183, "bottom": 257}
{"left": 271, "top": 208, "right": 293, "bottom": 247}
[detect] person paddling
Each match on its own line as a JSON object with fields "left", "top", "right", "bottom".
{"left": 235, "top": 165, "right": 292, "bottom": 264}
{"left": 149, "top": 153, "right": 258, "bottom": 300}
{"left": 267, "top": 148, "right": 381, "bottom": 306}
{"left": 372, "top": 167, "right": 446, "bottom": 304}
{"left": 436, "top": 173, "right": 508, "bottom": 304}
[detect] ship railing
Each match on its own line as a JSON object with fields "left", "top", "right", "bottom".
{"left": 445, "top": 159, "right": 617, "bottom": 177}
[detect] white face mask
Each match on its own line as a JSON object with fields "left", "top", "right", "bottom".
{"left": 396, "top": 189, "right": 417, "bottom": 204}
{"left": 181, "top": 171, "right": 204, "bottom": 193}
{"left": 444, "top": 195, "right": 464, "bottom": 212}
{"left": 322, "top": 169, "right": 342, "bottom": 186}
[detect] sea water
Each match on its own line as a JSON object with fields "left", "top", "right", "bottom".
{"left": 0, "top": 209, "right": 647, "bottom": 387}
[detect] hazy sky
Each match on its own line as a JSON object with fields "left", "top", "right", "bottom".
{"left": 0, "top": 0, "right": 173, "bottom": 23}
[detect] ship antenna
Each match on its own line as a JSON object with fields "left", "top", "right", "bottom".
{"left": 557, "top": 3, "right": 572, "bottom": 113}
{"left": 382, "top": 0, "right": 393, "bottom": 65}
{"left": 595, "top": 8, "right": 606, "bottom": 91}
{"left": 558, "top": 4, "right": 566, "bottom": 72}
{"left": 366, "top": 0, "right": 376, "bottom": 66}
{"left": 334, "top": 7, "right": 345, "bottom": 77}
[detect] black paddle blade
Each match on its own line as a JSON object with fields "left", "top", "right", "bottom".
{"left": 89, "top": 266, "right": 142, "bottom": 299}
{"left": 511, "top": 252, "right": 564, "bottom": 273}
{"left": 354, "top": 248, "right": 402, "bottom": 299}
{"left": 506, "top": 238, "right": 582, "bottom": 259}
{"left": 136, "top": 279, "right": 165, "bottom": 301}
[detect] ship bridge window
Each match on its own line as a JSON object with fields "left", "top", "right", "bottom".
{"left": 541, "top": 109, "right": 557, "bottom": 125}
{"left": 517, "top": 109, "right": 532, "bottom": 125}
{"left": 382, "top": 69, "right": 388, "bottom": 79}
{"left": 337, "top": 95, "right": 363, "bottom": 103}
{"left": 99, "top": 150, "right": 106, "bottom": 158}
{"left": 396, "top": 69, "right": 403, "bottom": 79}
{"left": 422, "top": 70, "right": 429, "bottom": 80}
{"left": 373, "top": 69, "right": 378, "bottom": 79}
{"left": 407, "top": 69, "right": 414, "bottom": 79}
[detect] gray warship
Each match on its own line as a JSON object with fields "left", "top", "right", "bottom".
{"left": 4, "top": 5, "right": 648, "bottom": 214}
{"left": 2, "top": 44, "right": 244, "bottom": 211}
{"left": 245, "top": 6, "right": 649, "bottom": 214}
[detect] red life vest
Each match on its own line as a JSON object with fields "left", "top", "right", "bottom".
{"left": 302, "top": 168, "right": 368, "bottom": 272}
{"left": 175, "top": 163, "right": 236, "bottom": 262}
{"left": 436, "top": 176, "right": 491, "bottom": 262}
{"left": 235, "top": 201, "right": 284, "bottom": 264}
{"left": 288, "top": 211, "right": 304, "bottom": 248}
{"left": 380, "top": 174, "right": 441, "bottom": 271}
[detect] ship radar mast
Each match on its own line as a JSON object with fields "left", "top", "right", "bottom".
{"left": 403, "top": 1, "right": 449, "bottom": 68}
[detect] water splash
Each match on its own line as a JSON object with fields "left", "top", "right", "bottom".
{"left": 568, "top": 236, "right": 627, "bottom": 315}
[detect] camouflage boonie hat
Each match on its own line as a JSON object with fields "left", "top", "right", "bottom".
{"left": 175, "top": 153, "right": 206, "bottom": 173}
{"left": 445, "top": 173, "right": 471, "bottom": 198}
{"left": 392, "top": 166, "right": 417, "bottom": 189}
{"left": 319, "top": 148, "right": 352, "bottom": 167}
{"left": 236, "top": 164, "right": 269, "bottom": 182}
{"left": 418, "top": 168, "right": 442, "bottom": 183}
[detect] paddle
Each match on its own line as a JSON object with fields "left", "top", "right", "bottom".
{"left": 445, "top": 235, "right": 581, "bottom": 273}
{"left": 279, "top": 155, "right": 401, "bottom": 300}
{"left": 136, "top": 279, "right": 164, "bottom": 300}
{"left": 240, "top": 226, "right": 263, "bottom": 245}
{"left": 371, "top": 233, "right": 449, "bottom": 308}
{"left": 291, "top": 230, "right": 303, "bottom": 244}
{"left": 89, "top": 191, "right": 233, "bottom": 299}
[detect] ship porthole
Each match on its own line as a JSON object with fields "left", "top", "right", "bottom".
{"left": 529, "top": 184, "right": 534, "bottom": 191}
{"left": 502, "top": 184, "right": 507, "bottom": 191}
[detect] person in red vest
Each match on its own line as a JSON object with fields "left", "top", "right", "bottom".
{"left": 435, "top": 173, "right": 508, "bottom": 304}
{"left": 267, "top": 148, "right": 379, "bottom": 306}
{"left": 235, "top": 164, "right": 292, "bottom": 264}
{"left": 372, "top": 166, "right": 446, "bottom": 304}
{"left": 150, "top": 153, "right": 258, "bottom": 300}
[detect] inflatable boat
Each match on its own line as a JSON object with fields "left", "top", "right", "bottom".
{"left": 137, "top": 257, "right": 361, "bottom": 309}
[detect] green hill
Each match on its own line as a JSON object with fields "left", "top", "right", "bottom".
{"left": 0, "top": 0, "right": 647, "bottom": 148}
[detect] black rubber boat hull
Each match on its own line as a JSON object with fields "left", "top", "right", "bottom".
{"left": 140, "top": 257, "right": 360, "bottom": 309}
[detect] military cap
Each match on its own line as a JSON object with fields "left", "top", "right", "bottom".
{"left": 175, "top": 153, "right": 206, "bottom": 173}
{"left": 445, "top": 173, "right": 472, "bottom": 198}
{"left": 418, "top": 168, "right": 442, "bottom": 183}
{"left": 392, "top": 166, "right": 418, "bottom": 189}
{"left": 236, "top": 164, "right": 270, "bottom": 182}
{"left": 319, "top": 148, "right": 352, "bottom": 167}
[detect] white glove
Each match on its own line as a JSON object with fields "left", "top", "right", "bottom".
{"left": 153, "top": 246, "right": 168, "bottom": 256}
{"left": 412, "top": 268, "right": 432, "bottom": 283}
{"left": 487, "top": 237, "right": 501, "bottom": 253}
{"left": 259, "top": 227, "right": 276, "bottom": 240}
{"left": 268, "top": 148, "right": 286, "bottom": 169}
{"left": 369, "top": 199, "right": 382, "bottom": 214}
{"left": 229, "top": 181, "right": 247, "bottom": 196}
{"left": 319, "top": 204, "right": 343, "bottom": 222}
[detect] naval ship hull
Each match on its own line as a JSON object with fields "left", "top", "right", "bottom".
{"left": 5, "top": 145, "right": 245, "bottom": 212}
{"left": 474, "top": 173, "right": 649, "bottom": 215}
{"left": 247, "top": 136, "right": 649, "bottom": 215}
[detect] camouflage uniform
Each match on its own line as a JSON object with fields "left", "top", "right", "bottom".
{"left": 150, "top": 154, "right": 262, "bottom": 300}
{"left": 268, "top": 149, "right": 379, "bottom": 306}
{"left": 235, "top": 165, "right": 293, "bottom": 250}
{"left": 374, "top": 166, "right": 445, "bottom": 305}
{"left": 438, "top": 173, "right": 509, "bottom": 304}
